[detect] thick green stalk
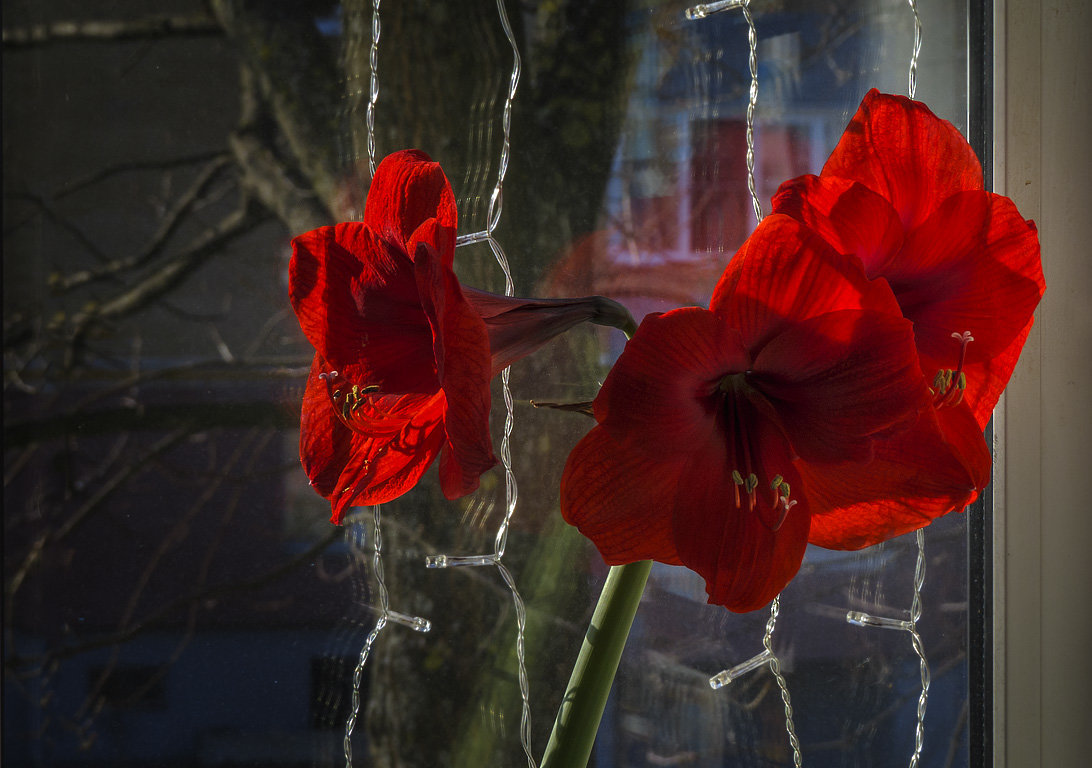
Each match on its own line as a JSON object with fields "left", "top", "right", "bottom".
{"left": 540, "top": 559, "right": 652, "bottom": 768}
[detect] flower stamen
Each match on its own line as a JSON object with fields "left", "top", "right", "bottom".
{"left": 319, "top": 370, "right": 381, "bottom": 429}
{"left": 932, "top": 331, "right": 974, "bottom": 407}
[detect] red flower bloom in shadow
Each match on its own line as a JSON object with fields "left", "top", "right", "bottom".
{"left": 561, "top": 216, "right": 931, "bottom": 611}
{"left": 291, "top": 150, "right": 632, "bottom": 523}
{"left": 771, "top": 90, "right": 1044, "bottom": 548}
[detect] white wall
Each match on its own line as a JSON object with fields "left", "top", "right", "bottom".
{"left": 995, "top": 0, "right": 1092, "bottom": 764}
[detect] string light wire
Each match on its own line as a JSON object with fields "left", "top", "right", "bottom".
{"left": 686, "top": 6, "right": 800, "bottom": 763}
{"left": 366, "top": 0, "right": 381, "bottom": 177}
{"left": 435, "top": 2, "right": 535, "bottom": 764}
{"left": 907, "top": 0, "right": 922, "bottom": 100}
{"left": 343, "top": 506, "right": 431, "bottom": 768}
{"left": 838, "top": 5, "right": 931, "bottom": 765}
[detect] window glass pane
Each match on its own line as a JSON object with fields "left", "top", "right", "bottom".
{"left": 3, "top": 1, "right": 976, "bottom": 765}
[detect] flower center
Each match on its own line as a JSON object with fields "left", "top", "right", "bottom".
{"left": 319, "top": 370, "right": 381, "bottom": 430}
{"left": 931, "top": 331, "right": 974, "bottom": 407}
{"left": 718, "top": 372, "right": 796, "bottom": 530}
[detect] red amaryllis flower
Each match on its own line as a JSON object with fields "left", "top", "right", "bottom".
{"left": 561, "top": 215, "right": 931, "bottom": 611}
{"left": 770, "top": 90, "right": 1043, "bottom": 547}
{"left": 773, "top": 89, "right": 1043, "bottom": 429}
{"left": 291, "top": 149, "right": 632, "bottom": 523}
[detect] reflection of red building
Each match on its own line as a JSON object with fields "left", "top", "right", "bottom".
{"left": 540, "top": 119, "right": 818, "bottom": 323}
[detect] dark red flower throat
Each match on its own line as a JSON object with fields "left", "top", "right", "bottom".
{"left": 716, "top": 371, "right": 797, "bottom": 530}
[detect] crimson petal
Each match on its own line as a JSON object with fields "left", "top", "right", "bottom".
{"left": 594, "top": 307, "right": 748, "bottom": 456}
{"left": 822, "top": 89, "right": 983, "bottom": 230}
{"left": 771, "top": 175, "right": 906, "bottom": 277}
{"left": 713, "top": 215, "right": 903, "bottom": 352}
{"left": 560, "top": 426, "right": 683, "bottom": 566}
{"left": 751, "top": 308, "right": 929, "bottom": 465}
{"left": 330, "top": 404, "right": 447, "bottom": 523}
{"left": 891, "top": 192, "right": 1043, "bottom": 426}
{"left": 299, "top": 355, "right": 354, "bottom": 500}
{"left": 290, "top": 223, "right": 439, "bottom": 393}
{"left": 803, "top": 404, "right": 989, "bottom": 549}
{"left": 364, "top": 149, "right": 458, "bottom": 258}
{"left": 671, "top": 421, "right": 810, "bottom": 612}
{"left": 414, "top": 240, "right": 497, "bottom": 499}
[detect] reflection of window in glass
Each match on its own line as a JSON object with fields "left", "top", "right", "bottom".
{"left": 690, "top": 118, "right": 751, "bottom": 253}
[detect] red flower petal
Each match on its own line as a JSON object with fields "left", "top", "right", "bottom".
{"left": 890, "top": 192, "right": 1043, "bottom": 426}
{"left": 364, "top": 149, "right": 458, "bottom": 259}
{"left": 300, "top": 355, "right": 353, "bottom": 499}
{"left": 560, "top": 425, "right": 683, "bottom": 566}
{"left": 751, "top": 308, "right": 930, "bottom": 465}
{"left": 803, "top": 404, "right": 990, "bottom": 549}
{"left": 771, "top": 175, "right": 906, "bottom": 276}
{"left": 290, "top": 223, "right": 439, "bottom": 393}
{"left": 594, "top": 307, "right": 748, "bottom": 455}
{"left": 329, "top": 400, "right": 447, "bottom": 522}
{"left": 670, "top": 421, "right": 810, "bottom": 612}
{"left": 713, "top": 215, "right": 904, "bottom": 350}
{"left": 822, "top": 89, "right": 983, "bottom": 230}
{"left": 414, "top": 240, "right": 497, "bottom": 499}
{"left": 300, "top": 354, "right": 451, "bottom": 522}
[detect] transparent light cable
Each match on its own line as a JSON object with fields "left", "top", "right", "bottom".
{"left": 343, "top": 506, "right": 431, "bottom": 768}
{"left": 908, "top": 529, "right": 931, "bottom": 767}
{"left": 906, "top": 0, "right": 922, "bottom": 100}
{"left": 688, "top": 5, "right": 795, "bottom": 762}
{"left": 708, "top": 596, "right": 802, "bottom": 765}
{"left": 763, "top": 597, "right": 803, "bottom": 766}
{"left": 435, "top": 1, "right": 535, "bottom": 764}
{"left": 684, "top": 0, "right": 763, "bottom": 222}
{"left": 740, "top": 0, "right": 763, "bottom": 222}
{"left": 366, "top": 0, "right": 381, "bottom": 177}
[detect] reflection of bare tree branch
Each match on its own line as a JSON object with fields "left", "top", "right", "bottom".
{"left": 7, "top": 524, "right": 343, "bottom": 671}
{"left": 8, "top": 191, "right": 111, "bottom": 263}
{"left": 230, "top": 60, "right": 333, "bottom": 234}
{"left": 81, "top": 429, "right": 271, "bottom": 721}
{"left": 65, "top": 202, "right": 269, "bottom": 365}
{"left": 230, "top": 130, "right": 331, "bottom": 235}
{"left": 69, "top": 358, "right": 310, "bottom": 414}
{"left": 806, "top": 651, "right": 966, "bottom": 754}
{"left": 5, "top": 401, "right": 295, "bottom": 449}
{"left": 2, "top": 15, "right": 223, "bottom": 48}
{"left": 57, "top": 150, "right": 229, "bottom": 201}
{"left": 208, "top": 0, "right": 343, "bottom": 220}
{"left": 5, "top": 428, "right": 190, "bottom": 626}
{"left": 3, "top": 444, "right": 38, "bottom": 488}
{"left": 50, "top": 155, "right": 234, "bottom": 292}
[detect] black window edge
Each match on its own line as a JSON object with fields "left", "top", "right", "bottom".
{"left": 967, "top": 1, "right": 994, "bottom": 765}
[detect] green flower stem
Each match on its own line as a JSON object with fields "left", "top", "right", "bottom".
{"left": 540, "top": 559, "right": 652, "bottom": 768}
